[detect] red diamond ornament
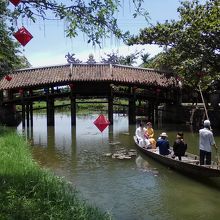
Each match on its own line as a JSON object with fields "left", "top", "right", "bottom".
{"left": 9, "top": 0, "right": 21, "bottom": 6}
{"left": 13, "top": 27, "right": 33, "bottom": 46}
{"left": 93, "top": 114, "right": 110, "bottom": 132}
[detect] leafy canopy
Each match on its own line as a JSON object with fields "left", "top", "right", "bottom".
{"left": 7, "top": 0, "right": 148, "bottom": 45}
{"left": 1, "top": 0, "right": 147, "bottom": 75}
{"left": 0, "top": 1, "right": 31, "bottom": 77}
{"left": 128, "top": 0, "right": 220, "bottom": 89}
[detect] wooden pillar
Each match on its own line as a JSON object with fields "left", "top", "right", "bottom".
{"left": 47, "top": 126, "right": 55, "bottom": 148}
{"left": 154, "top": 103, "right": 159, "bottom": 125}
{"left": 151, "top": 101, "right": 155, "bottom": 123}
{"left": 30, "top": 103, "right": 33, "bottom": 127}
{"left": 21, "top": 91, "right": 25, "bottom": 128}
{"left": 70, "top": 90, "right": 76, "bottom": 126}
{"left": 26, "top": 103, "right": 30, "bottom": 127}
{"left": 108, "top": 96, "right": 113, "bottom": 124}
{"left": 108, "top": 86, "right": 114, "bottom": 125}
{"left": 128, "top": 86, "right": 136, "bottom": 124}
{"left": 0, "top": 91, "right": 3, "bottom": 104}
{"left": 21, "top": 103, "right": 25, "bottom": 128}
{"left": 47, "top": 98, "right": 54, "bottom": 126}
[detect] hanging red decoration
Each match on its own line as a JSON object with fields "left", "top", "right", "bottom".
{"left": 93, "top": 114, "right": 110, "bottom": 132}
{"left": 69, "top": 83, "right": 75, "bottom": 90}
{"left": 196, "top": 72, "right": 206, "bottom": 78}
{"left": 19, "top": 88, "right": 24, "bottom": 96}
{"left": 13, "top": 27, "right": 33, "bottom": 46}
{"left": 156, "top": 88, "right": 161, "bottom": 95}
{"left": 133, "top": 86, "right": 137, "bottom": 92}
{"left": 5, "top": 75, "right": 12, "bottom": 81}
{"left": 9, "top": 0, "right": 21, "bottom": 6}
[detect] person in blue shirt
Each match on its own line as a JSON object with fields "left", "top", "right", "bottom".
{"left": 156, "top": 132, "right": 170, "bottom": 155}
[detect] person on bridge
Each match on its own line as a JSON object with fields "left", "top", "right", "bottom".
{"left": 199, "top": 120, "right": 217, "bottom": 165}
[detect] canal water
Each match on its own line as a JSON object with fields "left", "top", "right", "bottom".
{"left": 17, "top": 112, "right": 220, "bottom": 220}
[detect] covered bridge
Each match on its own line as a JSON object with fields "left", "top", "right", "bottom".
{"left": 0, "top": 63, "right": 180, "bottom": 126}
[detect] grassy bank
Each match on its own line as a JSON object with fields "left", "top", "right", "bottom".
{"left": 0, "top": 129, "right": 111, "bottom": 220}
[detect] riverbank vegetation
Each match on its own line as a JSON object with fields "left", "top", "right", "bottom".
{"left": 16, "top": 98, "right": 129, "bottom": 114}
{"left": 0, "top": 129, "right": 110, "bottom": 220}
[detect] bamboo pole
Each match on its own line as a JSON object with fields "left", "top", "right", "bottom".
{"left": 198, "top": 84, "right": 220, "bottom": 165}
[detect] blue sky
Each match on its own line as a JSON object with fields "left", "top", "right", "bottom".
{"left": 13, "top": 0, "right": 183, "bottom": 67}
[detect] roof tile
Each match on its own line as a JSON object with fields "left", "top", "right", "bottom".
{"left": 0, "top": 64, "right": 177, "bottom": 90}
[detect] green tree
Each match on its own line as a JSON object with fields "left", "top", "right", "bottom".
{"left": 0, "top": 1, "right": 31, "bottom": 76}
{"left": 101, "top": 50, "right": 142, "bottom": 66}
{"left": 1, "top": 0, "right": 147, "bottom": 75}
{"left": 7, "top": 0, "right": 147, "bottom": 45}
{"left": 128, "top": 0, "right": 220, "bottom": 89}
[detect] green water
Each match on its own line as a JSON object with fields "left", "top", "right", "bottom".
{"left": 17, "top": 113, "right": 220, "bottom": 220}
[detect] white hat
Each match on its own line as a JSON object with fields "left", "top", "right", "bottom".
{"left": 160, "top": 132, "right": 168, "bottom": 137}
{"left": 204, "top": 120, "right": 211, "bottom": 126}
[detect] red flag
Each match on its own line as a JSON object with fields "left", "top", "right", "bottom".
{"left": 93, "top": 114, "right": 110, "bottom": 132}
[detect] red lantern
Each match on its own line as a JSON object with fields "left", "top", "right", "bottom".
{"left": 69, "top": 83, "right": 75, "bottom": 90}
{"left": 9, "top": 0, "right": 21, "bottom": 6}
{"left": 156, "top": 88, "right": 161, "bottom": 95}
{"left": 19, "top": 88, "right": 24, "bottom": 96}
{"left": 13, "top": 27, "right": 33, "bottom": 46}
{"left": 93, "top": 114, "right": 110, "bottom": 132}
{"left": 133, "top": 86, "right": 137, "bottom": 92}
{"left": 5, "top": 75, "right": 12, "bottom": 81}
{"left": 196, "top": 72, "right": 206, "bottom": 78}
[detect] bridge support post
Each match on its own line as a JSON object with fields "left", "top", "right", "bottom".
{"left": 149, "top": 101, "right": 155, "bottom": 123}
{"left": 26, "top": 103, "right": 30, "bottom": 127}
{"left": 70, "top": 91, "right": 76, "bottom": 126}
{"left": 128, "top": 87, "right": 136, "bottom": 124}
{"left": 30, "top": 103, "right": 33, "bottom": 127}
{"left": 108, "top": 96, "right": 113, "bottom": 125}
{"left": 21, "top": 96, "right": 25, "bottom": 128}
{"left": 154, "top": 103, "right": 159, "bottom": 125}
{"left": 71, "top": 95, "right": 76, "bottom": 126}
{"left": 47, "top": 98, "right": 54, "bottom": 126}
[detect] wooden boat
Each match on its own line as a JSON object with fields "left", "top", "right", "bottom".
{"left": 134, "top": 136, "right": 220, "bottom": 177}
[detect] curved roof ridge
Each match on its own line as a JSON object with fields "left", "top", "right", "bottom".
{"left": 0, "top": 64, "right": 178, "bottom": 91}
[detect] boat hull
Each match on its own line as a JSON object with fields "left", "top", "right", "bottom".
{"left": 134, "top": 136, "right": 220, "bottom": 178}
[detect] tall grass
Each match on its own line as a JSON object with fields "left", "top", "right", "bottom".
{"left": 0, "top": 129, "right": 111, "bottom": 220}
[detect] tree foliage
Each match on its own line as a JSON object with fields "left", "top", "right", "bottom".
{"left": 101, "top": 50, "right": 142, "bottom": 66}
{"left": 0, "top": 1, "right": 31, "bottom": 77}
{"left": 6, "top": 0, "right": 147, "bottom": 45}
{"left": 1, "top": 0, "right": 147, "bottom": 75}
{"left": 128, "top": 0, "right": 220, "bottom": 89}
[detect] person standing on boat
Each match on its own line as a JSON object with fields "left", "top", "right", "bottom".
{"left": 199, "top": 120, "right": 217, "bottom": 165}
{"left": 172, "top": 132, "right": 187, "bottom": 160}
{"left": 135, "top": 122, "right": 148, "bottom": 148}
{"left": 156, "top": 132, "right": 170, "bottom": 155}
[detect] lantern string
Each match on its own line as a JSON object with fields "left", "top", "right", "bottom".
{"left": 43, "top": 18, "right": 46, "bottom": 38}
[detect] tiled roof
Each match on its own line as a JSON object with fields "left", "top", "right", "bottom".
{"left": 0, "top": 64, "right": 177, "bottom": 90}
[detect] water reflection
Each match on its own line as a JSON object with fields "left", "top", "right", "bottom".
{"left": 17, "top": 112, "right": 220, "bottom": 220}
